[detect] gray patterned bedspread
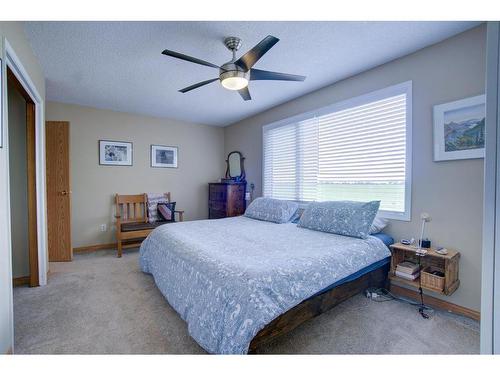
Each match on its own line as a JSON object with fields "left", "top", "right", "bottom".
{"left": 139, "top": 216, "right": 390, "bottom": 354}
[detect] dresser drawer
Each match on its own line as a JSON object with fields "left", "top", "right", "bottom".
{"left": 209, "top": 208, "right": 227, "bottom": 219}
{"left": 209, "top": 201, "right": 226, "bottom": 211}
{"left": 209, "top": 184, "right": 227, "bottom": 201}
{"left": 233, "top": 200, "right": 246, "bottom": 215}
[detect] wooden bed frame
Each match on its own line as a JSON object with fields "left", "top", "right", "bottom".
{"left": 248, "top": 263, "right": 389, "bottom": 353}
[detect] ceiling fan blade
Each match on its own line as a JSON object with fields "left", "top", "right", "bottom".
{"left": 250, "top": 68, "right": 306, "bottom": 82}
{"left": 179, "top": 78, "right": 219, "bottom": 93}
{"left": 238, "top": 87, "right": 252, "bottom": 101}
{"left": 235, "top": 35, "right": 279, "bottom": 71}
{"left": 162, "top": 49, "right": 220, "bottom": 70}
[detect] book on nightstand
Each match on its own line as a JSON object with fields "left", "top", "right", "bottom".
{"left": 396, "top": 261, "right": 420, "bottom": 273}
{"left": 395, "top": 261, "right": 421, "bottom": 280}
{"left": 395, "top": 270, "right": 420, "bottom": 280}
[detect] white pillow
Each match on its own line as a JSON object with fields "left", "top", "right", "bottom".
{"left": 369, "top": 214, "right": 389, "bottom": 234}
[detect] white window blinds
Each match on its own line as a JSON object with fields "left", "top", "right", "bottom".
{"left": 263, "top": 118, "right": 318, "bottom": 201}
{"left": 263, "top": 82, "right": 411, "bottom": 219}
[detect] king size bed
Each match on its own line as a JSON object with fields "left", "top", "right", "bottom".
{"left": 139, "top": 199, "right": 392, "bottom": 354}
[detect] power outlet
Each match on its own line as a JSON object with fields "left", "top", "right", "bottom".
{"left": 100, "top": 224, "right": 107, "bottom": 232}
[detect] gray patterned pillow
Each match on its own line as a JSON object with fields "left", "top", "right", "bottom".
{"left": 244, "top": 197, "right": 299, "bottom": 224}
{"left": 298, "top": 200, "right": 380, "bottom": 239}
{"left": 147, "top": 193, "right": 169, "bottom": 223}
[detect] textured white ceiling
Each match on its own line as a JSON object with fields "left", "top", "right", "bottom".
{"left": 24, "top": 21, "right": 480, "bottom": 126}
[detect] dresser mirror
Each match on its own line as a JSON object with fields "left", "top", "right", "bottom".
{"left": 225, "top": 151, "right": 246, "bottom": 181}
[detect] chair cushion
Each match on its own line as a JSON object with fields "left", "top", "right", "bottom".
{"left": 120, "top": 221, "right": 164, "bottom": 232}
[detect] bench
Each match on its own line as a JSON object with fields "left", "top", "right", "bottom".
{"left": 114, "top": 192, "right": 184, "bottom": 257}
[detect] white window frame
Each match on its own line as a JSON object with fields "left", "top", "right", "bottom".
{"left": 262, "top": 81, "right": 412, "bottom": 221}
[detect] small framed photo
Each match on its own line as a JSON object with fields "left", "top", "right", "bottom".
{"left": 99, "top": 140, "right": 133, "bottom": 166}
{"left": 151, "top": 145, "right": 178, "bottom": 168}
{"left": 433, "top": 94, "right": 485, "bottom": 161}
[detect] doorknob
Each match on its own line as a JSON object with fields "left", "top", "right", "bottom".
{"left": 60, "top": 190, "right": 71, "bottom": 196}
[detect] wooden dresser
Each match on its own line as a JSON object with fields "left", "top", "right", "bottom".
{"left": 208, "top": 182, "right": 247, "bottom": 219}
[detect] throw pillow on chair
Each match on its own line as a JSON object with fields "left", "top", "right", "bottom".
{"left": 158, "top": 202, "right": 176, "bottom": 222}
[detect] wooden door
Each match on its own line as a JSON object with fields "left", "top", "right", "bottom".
{"left": 46, "top": 121, "right": 72, "bottom": 261}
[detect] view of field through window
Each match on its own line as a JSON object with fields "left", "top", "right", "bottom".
{"left": 317, "top": 182, "right": 405, "bottom": 212}
{"left": 263, "top": 84, "right": 409, "bottom": 215}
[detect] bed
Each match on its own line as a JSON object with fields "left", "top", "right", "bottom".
{"left": 139, "top": 216, "right": 392, "bottom": 354}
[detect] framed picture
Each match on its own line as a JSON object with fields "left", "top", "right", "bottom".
{"left": 151, "top": 145, "right": 178, "bottom": 168}
{"left": 99, "top": 140, "right": 133, "bottom": 166}
{"left": 433, "top": 94, "right": 485, "bottom": 161}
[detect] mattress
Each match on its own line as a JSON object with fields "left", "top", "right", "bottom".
{"left": 313, "top": 233, "right": 393, "bottom": 296}
{"left": 139, "top": 216, "right": 391, "bottom": 354}
{"left": 371, "top": 232, "right": 395, "bottom": 247}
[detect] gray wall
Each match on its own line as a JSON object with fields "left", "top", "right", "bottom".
{"left": 7, "top": 81, "right": 29, "bottom": 279}
{"left": 46, "top": 102, "right": 226, "bottom": 248}
{"left": 224, "top": 25, "right": 486, "bottom": 311}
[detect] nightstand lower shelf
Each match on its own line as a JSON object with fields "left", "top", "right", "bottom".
{"left": 388, "top": 274, "right": 460, "bottom": 295}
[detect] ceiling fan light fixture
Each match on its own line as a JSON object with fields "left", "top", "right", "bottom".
{"left": 220, "top": 70, "right": 249, "bottom": 91}
{"left": 162, "top": 35, "right": 305, "bottom": 100}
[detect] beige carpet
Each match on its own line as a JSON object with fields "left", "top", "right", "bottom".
{"left": 13, "top": 249, "right": 479, "bottom": 354}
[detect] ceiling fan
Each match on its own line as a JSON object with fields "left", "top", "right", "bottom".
{"left": 161, "top": 35, "right": 306, "bottom": 101}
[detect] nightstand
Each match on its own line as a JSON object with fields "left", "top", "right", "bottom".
{"left": 389, "top": 242, "right": 460, "bottom": 295}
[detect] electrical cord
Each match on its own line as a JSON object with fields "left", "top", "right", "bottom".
{"left": 365, "top": 246, "right": 433, "bottom": 319}
{"left": 416, "top": 252, "right": 430, "bottom": 319}
{"left": 365, "top": 287, "right": 434, "bottom": 315}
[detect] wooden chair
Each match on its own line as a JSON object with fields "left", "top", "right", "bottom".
{"left": 114, "top": 192, "right": 184, "bottom": 257}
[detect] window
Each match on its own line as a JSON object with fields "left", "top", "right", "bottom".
{"left": 263, "top": 81, "right": 412, "bottom": 220}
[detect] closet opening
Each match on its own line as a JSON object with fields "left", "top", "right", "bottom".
{"left": 7, "top": 66, "right": 39, "bottom": 287}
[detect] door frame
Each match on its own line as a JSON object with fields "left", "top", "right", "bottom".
{"left": 482, "top": 21, "right": 500, "bottom": 355}
{"left": 3, "top": 38, "right": 47, "bottom": 286}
